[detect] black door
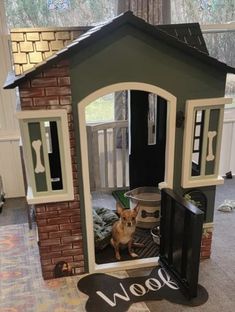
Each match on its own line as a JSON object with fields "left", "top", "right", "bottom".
{"left": 129, "top": 91, "right": 167, "bottom": 189}
{"left": 159, "top": 188, "right": 204, "bottom": 299}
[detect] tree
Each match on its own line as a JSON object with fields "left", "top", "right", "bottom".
{"left": 171, "top": 0, "right": 235, "bottom": 24}
{"left": 5, "top": 0, "right": 116, "bottom": 28}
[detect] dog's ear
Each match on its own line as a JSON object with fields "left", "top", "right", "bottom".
{"left": 116, "top": 202, "right": 124, "bottom": 215}
{"left": 133, "top": 203, "right": 140, "bottom": 214}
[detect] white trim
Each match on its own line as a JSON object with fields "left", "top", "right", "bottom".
{"left": 184, "top": 97, "right": 232, "bottom": 107}
{"left": 224, "top": 118, "right": 235, "bottom": 123}
{"left": 185, "top": 176, "right": 224, "bottom": 188}
{"left": 0, "top": 131, "right": 20, "bottom": 141}
{"left": 17, "top": 109, "right": 74, "bottom": 203}
{"left": 26, "top": 186, "right": 74, "bottom": 204}
{"left": 94, "top": 257, "right": 159, "bottom": 273}
{"left": 182, "top": 97, "right": 233, "bottom": 188}
{"left": 16, "top": 109, "right": 67, "bottom": 119}
{"left": 77, "top": 82, "right": 177, "bottom": 274}
{"left": 201, "top": 22, "right": 235, "bottom": 33}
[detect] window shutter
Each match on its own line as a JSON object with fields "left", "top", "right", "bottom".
{"left": 182, "top": 97, "right": 232, "bottom": 188}
{"left": 17, "top": 109, "right": 74, "bottom": 204}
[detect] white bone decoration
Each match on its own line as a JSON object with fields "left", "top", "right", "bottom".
{"left": 206, "top": 131, "right": 217, "bottom": 161}
{"left": 32, "top": 140, "right": 45, "bottom": 173}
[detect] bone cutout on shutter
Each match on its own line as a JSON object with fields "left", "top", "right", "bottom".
{"left": 32, "top": 140, "right": 45, "bottom": 173}
{"left": 206, "top": 131, "right": 217, "bottom": 161}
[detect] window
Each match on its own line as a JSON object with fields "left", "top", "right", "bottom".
{"left": 5, "top": 0, "right": 116, "bottom": 28}
{"left": 171, "top": 1, "right": 235, "bottom": 25}
{"left": 192, "top": 110, "right": 205, "bottom": 176}
{"left": 17, "top": 109, "right": 74, "bottom": 204}
{"left": 182, "top": 97, "right": 232, "bottom": 188}
{"left": 171, "top": 1, "right": 235, "bottom": 108}
{"left": 201, "top": 28, "right": 235, "bottom": 107}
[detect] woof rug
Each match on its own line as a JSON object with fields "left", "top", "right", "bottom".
{"left": 0, "top": 223, "right": 150, "bottom": 312}
{"left": 77, "top": 267, "right": 208, "bottom": 312}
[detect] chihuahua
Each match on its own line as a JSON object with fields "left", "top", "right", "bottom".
{"left": 111, "top": 203, "right": 140, "bottom": 260}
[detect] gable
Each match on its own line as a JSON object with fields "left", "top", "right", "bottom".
{"left": 4, "top": 11, "right": 235, "bottom": 90}
{"left": 69, "top": 24, "right": 226, "bottom": 104}
{"left": 10, "top": 22, "right": 208, "bottom": 77}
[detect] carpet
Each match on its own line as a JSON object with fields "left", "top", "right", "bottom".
{"left": 0, "top": 223, "right": 150, "bottom": 312}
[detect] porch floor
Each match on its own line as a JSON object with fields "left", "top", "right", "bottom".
{"left": 95, "top": 227, "right": 159, "bottom": 264}
{"left": 92, "top": 191, "right": 159, "bottom": 264}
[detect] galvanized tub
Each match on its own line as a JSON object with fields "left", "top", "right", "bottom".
{"left": 124, "top": 187, "right": 161, "bottom": 229}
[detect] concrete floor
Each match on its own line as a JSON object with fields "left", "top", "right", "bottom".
{"left": 1, "top": 180, "right": 235, "bottom": 311}
{"left": 0, "top": 197, "right": 28, "bottom": 226}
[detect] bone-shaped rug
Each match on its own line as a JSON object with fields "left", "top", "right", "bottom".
{"left": 77, "top": 265, "right": 208, "bottom": 312}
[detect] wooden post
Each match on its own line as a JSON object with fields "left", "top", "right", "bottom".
{"left": 117, "top": 0, "right": 171, "bottom": 25}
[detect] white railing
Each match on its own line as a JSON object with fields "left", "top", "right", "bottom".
{"left": 86, "top": 110, "right": 235, "bottom": 192}
{"left": 86, "top": 120, "right": 129, "bottom": 191}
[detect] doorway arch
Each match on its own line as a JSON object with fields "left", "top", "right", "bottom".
{"left": 77, "top": 82, "right": 176, "bottom": 273}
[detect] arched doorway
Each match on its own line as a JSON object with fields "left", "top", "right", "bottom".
{"left": 77, "top": 82, "right": 176, "bottom": 273}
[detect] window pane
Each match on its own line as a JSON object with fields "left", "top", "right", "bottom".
{"left": 203, "top": 32, "right": 235, "bottom": 67}
{"left": 5, "top": 0, "right": 116, "bottom": 28}
{"left": 148, "top": 93, "right": 157, "bottom": 145}
{"left": 171, "top": 1, "right": 235, "bottom": 24}
{"left": 203, "top": 32, "right": 235, "bottom": 107}
{"left": 194, "top": 138, "right": 200, "bottom": 151}
{"left": 195, "top": 125, "right": 201, "bottom": 137}
{"left": 171, "top": 1, "right": 235, "bottom": 108}
{"left": 196, "top": 111, "right": 202, "bottom": 123}
{"left": 28, "top": 122, "right": 48, "bottom": 192}
{"left": 46, "top": 121, "right": 63, "bottom": 190}
{"left": 192, "top": 109, "right": 205, "bottom": 177}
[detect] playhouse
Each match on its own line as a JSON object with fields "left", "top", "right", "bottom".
{"left": 4, "top": 11, "right": 235, "bottom": 280}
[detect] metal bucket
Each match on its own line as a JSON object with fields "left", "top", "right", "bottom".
{"left": 124, "top": 187, "right": 161, "bottom": 229}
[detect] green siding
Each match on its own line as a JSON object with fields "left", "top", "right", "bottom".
{"left": 69, "top": 24, "right": 227, "bottom": 229}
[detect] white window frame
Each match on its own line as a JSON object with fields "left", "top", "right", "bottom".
{"left": 182, "top": 97, "right": 232, "bottom": 188}
{"left": 17, "top": 109, "right": 74, "bottom": 204}
{"left": 77, "top": 82, "right": 176, "bottom": 274}
{"left": 201, "top": 22, "right": 235, "bottom": 33}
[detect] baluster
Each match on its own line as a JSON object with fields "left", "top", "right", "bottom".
{"left": 104, "top": 129, "right": 108, "bottom": 189}
{"left": 113, "top": 127, "right": 117, "bottom": 188}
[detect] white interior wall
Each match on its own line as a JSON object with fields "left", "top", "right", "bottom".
{"left": 0, "top": 2, "right": 25, "bottom": 198}
{"left": 220, "top": 109, "right": 235, "bottom": 176}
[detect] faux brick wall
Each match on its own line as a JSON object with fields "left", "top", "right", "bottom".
{"left": 19, "top": 59, "right": 85, "bottom": 279}
{"left": 200, "top": 224, "right": 213, "bottom": 260}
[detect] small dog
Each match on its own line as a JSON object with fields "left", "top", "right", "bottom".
{"left": 111, "top": 203, "right": 140, "bottom": 260}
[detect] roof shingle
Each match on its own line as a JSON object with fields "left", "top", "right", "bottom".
{"left": 4, "top": 11, "right": 235, "bottom": 89}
